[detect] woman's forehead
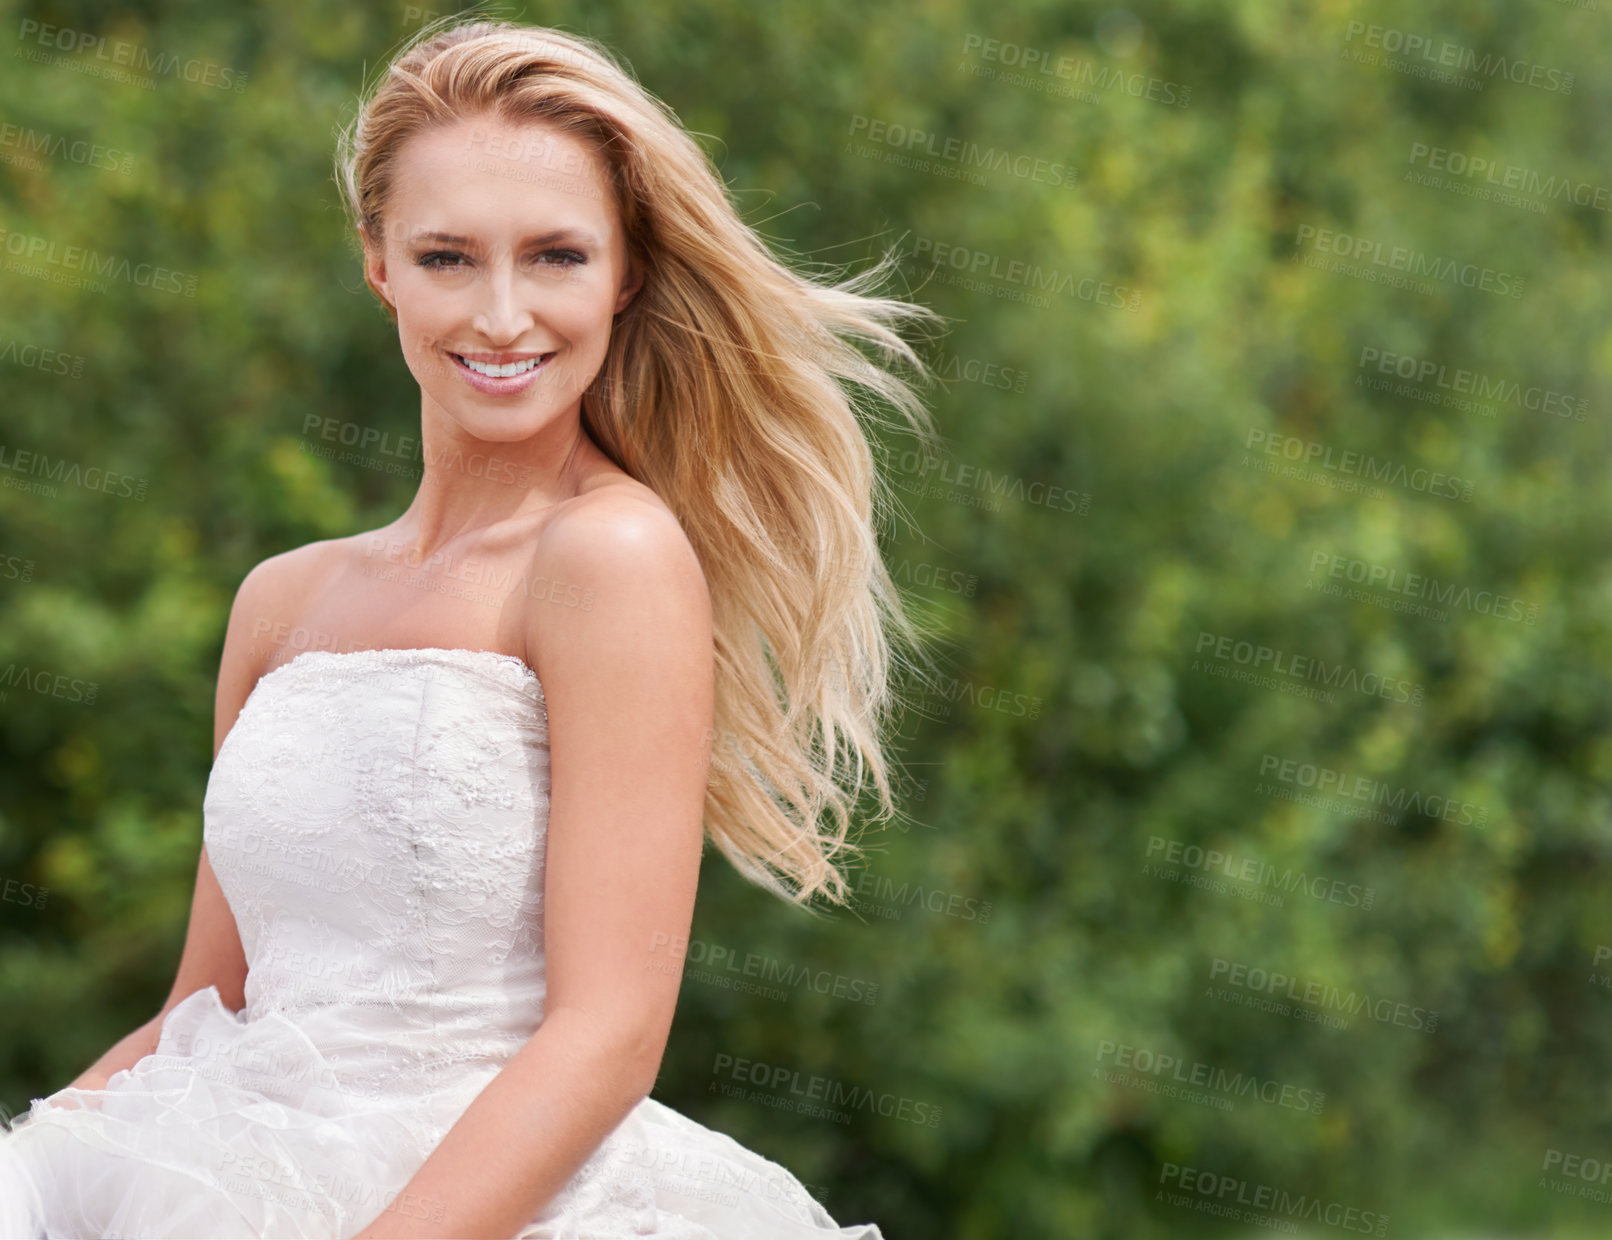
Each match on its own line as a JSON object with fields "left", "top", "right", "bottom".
{"left": 384, "top": 118, "right": 621, "bottom": 239}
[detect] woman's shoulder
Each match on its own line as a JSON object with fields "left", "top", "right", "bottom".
{"left": 226, "top": 538, "right": 360, "bottom": 664}
{"left": 535, "top": 473, "right": 694, "bottom": 567}
{"left": 521, "top": 476, "right": 711, "bottom": 653}
{"left": 236, "top": 536, "right": 352, "bottom": 604}
{"left": 214, "top": 537, "right": 359, "bottom": 728}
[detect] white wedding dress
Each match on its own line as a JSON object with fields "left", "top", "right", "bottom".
{"left": 0, "top": 646, "right": 883, "bottom": 1239}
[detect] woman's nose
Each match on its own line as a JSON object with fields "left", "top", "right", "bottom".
{"left": 471, "top": 263, "right": 533, "bottom": 341}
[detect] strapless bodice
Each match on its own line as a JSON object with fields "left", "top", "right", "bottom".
{"left": 201, "top": 646, "right": 552, "bottom": 1097}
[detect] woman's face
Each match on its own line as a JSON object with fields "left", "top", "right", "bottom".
{"left": 363, "top": 114, "right": 642, "bottom": 445}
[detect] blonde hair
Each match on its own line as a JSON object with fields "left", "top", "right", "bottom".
{"left": 335, "top": 17, "right": 943, "bottom": 908}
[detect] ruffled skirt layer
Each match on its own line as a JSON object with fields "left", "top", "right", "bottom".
{"left": 0, "top": 987, "right": 881, "bottom": 1239}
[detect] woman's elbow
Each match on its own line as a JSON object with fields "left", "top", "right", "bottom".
{"left": 546, "top": 1005, "right": 668, "bottom": 1098}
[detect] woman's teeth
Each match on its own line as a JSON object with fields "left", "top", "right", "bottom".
{"left": 457, "top": 355, "right": 547, "bottom": 378}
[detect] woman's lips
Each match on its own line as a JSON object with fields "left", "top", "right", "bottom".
{"left": 449, "top": 351, "right": 555, "bottom": 396}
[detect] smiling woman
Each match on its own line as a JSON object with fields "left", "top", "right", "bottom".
{"left": 366, "top": 123, "right": 641, "bottom": 417}
{"left": 0, "top": 15, "right": 939, "bottom": 1240}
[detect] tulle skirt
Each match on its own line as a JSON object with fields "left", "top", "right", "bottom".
{"left": 0, "top": 986, "right": 882, "bottom": 1239}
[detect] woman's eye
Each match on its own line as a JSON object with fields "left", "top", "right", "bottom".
{"left": 413, "top": 249, "right": 584, "bottom": 270}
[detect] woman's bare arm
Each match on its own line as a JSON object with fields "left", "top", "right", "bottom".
{"left": 69, "top": 844, "right": 245, "bottom": 1089}
{"left": 70, "top": 554, "right": 298, "bottom": 1090}
{"left": 349, "top": 496, "right": 713, "bottom": 1240}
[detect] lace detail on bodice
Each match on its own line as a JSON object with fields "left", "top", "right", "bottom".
{"left": 202, "top": 647, "right": 552, "bottom": 1100}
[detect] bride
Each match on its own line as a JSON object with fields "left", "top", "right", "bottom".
{"left": 0, "top": 16, "right": 938, "bottom": 1240}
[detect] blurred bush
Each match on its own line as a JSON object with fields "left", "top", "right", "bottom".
{"left": 2, "top": 1, "right": 1610, "bottom": 1236}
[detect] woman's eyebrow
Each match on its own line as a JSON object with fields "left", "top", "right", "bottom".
{"left": 412, "top": 228, "right": 600, "bottom": 247}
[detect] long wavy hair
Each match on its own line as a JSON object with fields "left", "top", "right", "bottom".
{"left": 335, "top": 16, "right": 942, "bottom": 908}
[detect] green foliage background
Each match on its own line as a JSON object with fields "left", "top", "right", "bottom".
{"left": 2, "top": 0, "right": 1610, "bottom": 1236}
